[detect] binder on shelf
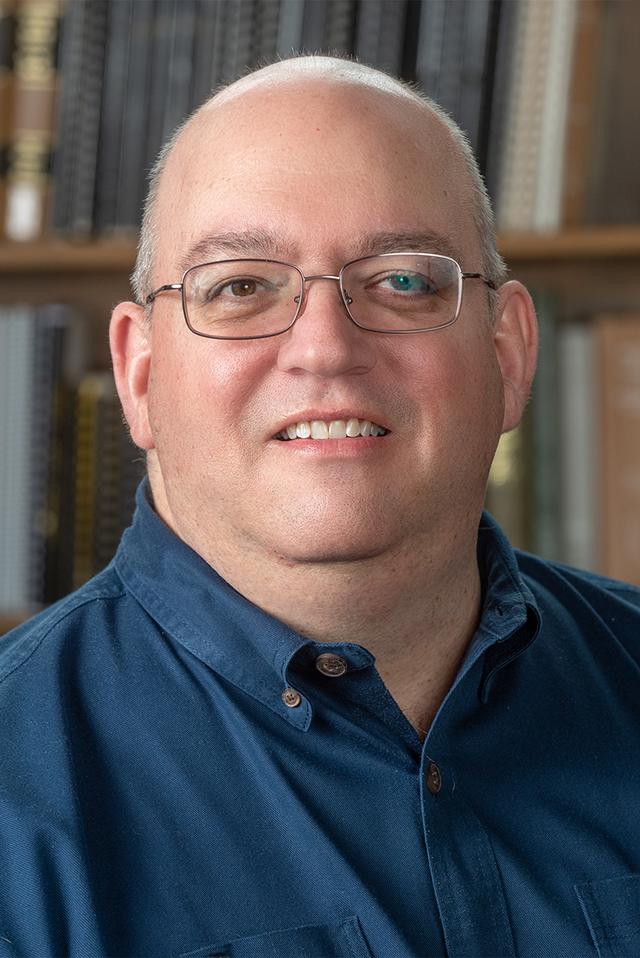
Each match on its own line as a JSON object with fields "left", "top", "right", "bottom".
{"left": 4, "top": 0, "right": 61, "bottom": 241}
{"left": 595, "top": 314, "right": 640, "bottom": 586}
{"left": 0, "top": 0, "right": 16, "bottom": 231}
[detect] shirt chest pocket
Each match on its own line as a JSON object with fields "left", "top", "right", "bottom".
{"left": 178, "top": 915, "right": 374, "bottom": 958}
{"left": 575, "top": 874, "right": 640, "bottom": 957}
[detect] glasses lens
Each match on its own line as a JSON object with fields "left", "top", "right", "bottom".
{"left": 184, "top": 260, "right": 301, "bottom": 338}
{"left": 342, "top": 254, "right": 461, "bottom": 331}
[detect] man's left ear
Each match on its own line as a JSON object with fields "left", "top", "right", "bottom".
{"left": 493, "top": 280, "right": 539, "bottom": 433}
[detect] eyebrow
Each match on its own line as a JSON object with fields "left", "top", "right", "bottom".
{"left": 176, "top": 227, "right": 463, "bottom": 275}
{"left": 176, "top": 229, "right": 298, "bottom": 275}
{"left": 351, "top": 230, "right": 462, "bottom": 262}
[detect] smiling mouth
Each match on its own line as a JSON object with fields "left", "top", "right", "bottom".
{"left": 274, "top": 417, "right": 390, "bottom": 441}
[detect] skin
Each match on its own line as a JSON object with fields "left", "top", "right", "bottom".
{"left": 110, "top": 61, "right": 538, "bottom": 740}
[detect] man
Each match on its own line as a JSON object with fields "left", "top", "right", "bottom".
{"left": 1, "top": 55, "right": 639, "bottom": 958}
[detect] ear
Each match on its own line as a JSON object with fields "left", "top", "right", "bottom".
{"left": 109, "top": 301, "right": 155, "bottom": 451}
{"left": 492, "top": 280, "right": 539, "bottom": 433}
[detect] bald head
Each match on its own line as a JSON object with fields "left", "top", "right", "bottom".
{"left": 132, "top": 55, "right": 505, "bottom": 306}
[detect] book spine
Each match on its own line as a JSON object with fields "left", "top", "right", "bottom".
{"left": 5, "top": 0, "right": 61, "bottom": 241}
{"left": 94, "top": 0, "right": 133, "bottom": 234}
{"left": 532, "top": 0, "right": 577, "bottom": 232}
{"left": 0, "top": 306, "right": 35, "bottom": 610}
{"left": 527, "top": 291, "right": 560, "bottom": 560}
{"left": 113, "top": 0, "right": 153, "bottom": 230}
{"left": 0, "top": 0, "right": 16, "bottom": 234}
{"left": 51, "top": 0, "right": 108, "bottom": 235}
{"left": 496, "top": 0, "right": 553, "bottom": 231}
{"left": 558, "top": 320, "right": 597, "bottom": 571}
{"left": 561, "top": 0, "right": 603, "bottom": 227}
{"left": 72, "top": 371, "right": 100, "bottom": 590}
{"left": 354, "top": 0, "right": 408, "bottom": 76}
{"left": 595, "top": 314, "right": 640, "bottom": 585}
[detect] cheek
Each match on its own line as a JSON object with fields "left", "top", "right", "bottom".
{"left": 407, "top": 337, "right": 504, "bottom": 455}
{"left": 147, "top": 337, "right": 276, "bottom": 457}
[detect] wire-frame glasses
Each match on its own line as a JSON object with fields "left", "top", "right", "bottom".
{"left": 145, "top": 252, "right": 497, "bottom": 341}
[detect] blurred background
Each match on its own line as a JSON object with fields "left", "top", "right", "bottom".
{"left": 1, "top": 0, "right": 639, "bottom": 633}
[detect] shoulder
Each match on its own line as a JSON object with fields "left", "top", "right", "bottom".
{"left": 515, "top": 549, "right": 640, "bottom": 635}
{"left": 0, "top": 563, "right": 129, "bottom": 688}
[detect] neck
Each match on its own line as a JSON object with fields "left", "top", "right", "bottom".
{"left": 151, "top": 476, "right": 482, "bottom": 741}
{"left": 245, "top": 539, "right": 482, "bottom": 740}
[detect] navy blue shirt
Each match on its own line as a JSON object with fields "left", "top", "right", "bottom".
{"left": 2, "top": 478, "right": 640, "bottom": 958}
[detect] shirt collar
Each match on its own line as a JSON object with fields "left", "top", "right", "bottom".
{"left": 114, "top": 479, "right": 540, "bottom": 729}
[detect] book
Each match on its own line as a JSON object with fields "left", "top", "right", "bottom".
{"left": 414, "top": 0, "right": 498, "bottom": 161}
{"left": 113, "top": 0, "right": 155, "bottom": 230}
{"left": 354, "top": 0, "right": 407, "bottom": 76}
{"left": 527, "top": 290, "right": 561, "bottom": 561}
{"left": 0, "top": 305, "right": 35, "bottom": 611}
{"left": 0, "top": 0, "right": 16, "bottom": 233}
{"left": 483, "top": 0, "right": 520, "bottom": 203}
{"left": 94, "top": 0, "right": 133, "bottom": 233}
{"left": 594, "top": 314, "right": 640, "bottom": 585}
{"left": 51, "top": 0, "right": 108, "bottom": 235}
{"left": 4, "top": 0, "right": 61, "bottom": 241}
{"left": 557, "top": 319, "right": 598, "bottom": 571}
{"left": 485, "top": 422, "right": 530, "bottom": 553}
{"left": 561, "top": 0, "right": 603, "bottom": 227}
{"left": 72, "top": 370, "right": 144, "bottom": 590}
{"left": 496, "top": 0, "right": 577, "bottom": 232}
{"left": 586, "top": 0, "right": 640, "bottom": 225}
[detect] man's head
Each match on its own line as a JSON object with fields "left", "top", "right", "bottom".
{"left": 110, "top": 55, "right": 537, "bottom": 575}
{"left": 131, "top": 57, "right": 507, "bottom": 310}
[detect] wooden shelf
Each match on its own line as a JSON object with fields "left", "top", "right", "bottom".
{"left": 0, "top": 237, "right": 137, "bottom": 272}
{"left": 498, "top": 226, "right": 640, "bottom": 262}
{"left": 2, "top": 227, "right": 640, "bottom": 273}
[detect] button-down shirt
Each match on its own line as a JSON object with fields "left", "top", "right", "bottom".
{"left": 1, "top": 479, "right": 640, "bottom": 957}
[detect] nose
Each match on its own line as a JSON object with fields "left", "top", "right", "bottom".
{"left": 276, "top": 276, "right": 377, "bottom": 379}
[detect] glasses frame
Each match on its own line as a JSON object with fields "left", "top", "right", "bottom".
{"left": 144, "top": 252, "right": 497, "bottom": 341}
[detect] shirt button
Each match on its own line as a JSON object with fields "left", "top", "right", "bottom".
{"left": 282, "top": 687, "right": 302, "bottom": 708}
{"left": 426, "top": 762, "right": 442, "bottom": 795}
{"left": 314, "top": 653, "right": 348, "bottom": 677}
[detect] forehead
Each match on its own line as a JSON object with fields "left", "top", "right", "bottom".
{"left": 155, "top": 77, "right": 476, "bottom": 278}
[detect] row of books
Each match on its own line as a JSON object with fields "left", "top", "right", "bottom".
{"left": 486, "top": 305, "right": 640, "bottom": 587}
{"left": 0, "top": 304, "right": 144, "bottom": 616}
{"left": 1, "top": 0, "right": 637, "bottom": 243}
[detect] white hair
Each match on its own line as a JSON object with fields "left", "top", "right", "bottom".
{"left": 131, "top": 55, "right": 506, "bottom": 310}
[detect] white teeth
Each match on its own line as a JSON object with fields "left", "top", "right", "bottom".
{"left": 277, "top": 417, "right": 389, "bottom": 441}
{"left": 311, "top": 420, "right": 329, "bottom": 439}
{"left": 329, "top": 420, "right": 347, "bottom": 439}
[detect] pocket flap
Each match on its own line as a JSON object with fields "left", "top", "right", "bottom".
{"left": 179, "top": 915, "right": 374, "bottom": 958}
{"left": 575, "top": 873, "right": 640, "bottom": 957}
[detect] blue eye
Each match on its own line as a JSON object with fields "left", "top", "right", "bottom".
{"left": 382, "top": 272, "right": 435, "bottom": 294}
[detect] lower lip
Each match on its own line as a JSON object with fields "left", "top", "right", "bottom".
{"left": 269, "top": 435, "right": 392, "bottom": 457}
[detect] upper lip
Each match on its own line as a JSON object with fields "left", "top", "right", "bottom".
{"left": 271, "top": 409, "right": 391, "bottom": 438}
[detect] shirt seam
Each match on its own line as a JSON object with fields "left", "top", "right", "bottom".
{"left": 0, "top": 586, "right": 128, "bottom": 686}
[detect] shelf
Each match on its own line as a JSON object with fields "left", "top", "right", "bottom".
{"left": 0, "top": 237, "right": 137, "bottom": 272}
{"left": 498, "top": 226, "right": 640, "bottom": 262}
{"left": 3, "top": 227, "right": 640, "bottom": 273}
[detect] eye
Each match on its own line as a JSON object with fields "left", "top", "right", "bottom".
{"left": 380, "top": 271, "right": 437, "bottom": 294}
{"left": 228, "top": 279, "right": 257, "bottom": 297}
{"left": 208, "top": 277, "right": 260, "bottom": 299}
